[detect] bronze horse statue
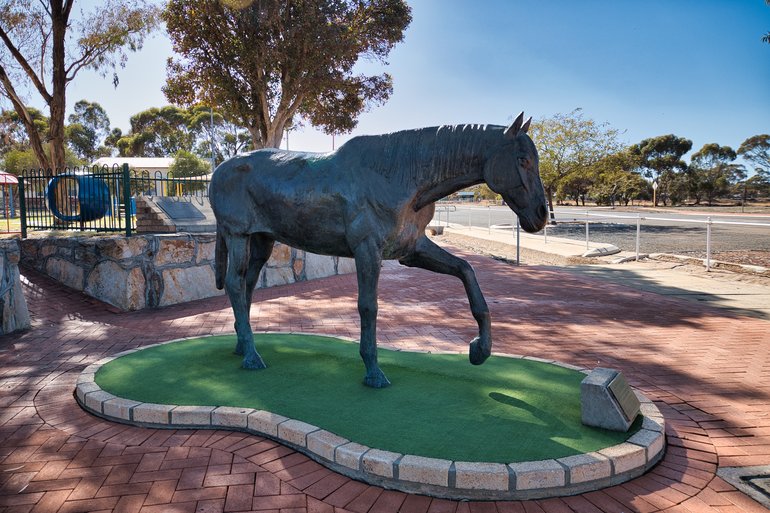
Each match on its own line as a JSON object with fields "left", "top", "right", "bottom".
{"left": 210, "top": 112, "right": 548, "bottom": 387}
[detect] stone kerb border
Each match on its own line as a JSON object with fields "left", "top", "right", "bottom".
{"left": 74, "top": 335, "right": 666, "bottom": 501}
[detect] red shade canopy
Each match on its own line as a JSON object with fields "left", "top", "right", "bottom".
{"left": 0, "top": 172, "right": 18, "bottom": 184}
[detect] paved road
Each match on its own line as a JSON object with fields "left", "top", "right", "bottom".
{"left": 435, "top": 205, "right": 770, "bottom": 257}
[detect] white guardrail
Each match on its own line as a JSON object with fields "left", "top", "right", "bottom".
{"left": 433, "top": 205, "right": 770, "bottom": 272}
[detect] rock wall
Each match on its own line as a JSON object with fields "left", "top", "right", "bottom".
{"left": 0, "top": 239, "right": 30, "bottom": 335}
{"left": 20, "top": 234, "right": 356, "bottom": 311}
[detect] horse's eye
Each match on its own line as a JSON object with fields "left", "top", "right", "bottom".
{"left": 518, "top": 156, "right": 530, "bottom": 169}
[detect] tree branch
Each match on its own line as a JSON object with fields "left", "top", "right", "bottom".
{"left": 0, "top": 62, "right": 51, "bottom": 169}
{"left": 0, "top": 25, "right": 52, "bottom": 103}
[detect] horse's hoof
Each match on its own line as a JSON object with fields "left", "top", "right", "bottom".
{"left": 363, "top": 371, "right": 391, "bottom": 388}
{"left": 469, "top": 336, "right": 490, "bottom": 365}
{"left": 242, "top": 355, "right": 267, "bottom": 370}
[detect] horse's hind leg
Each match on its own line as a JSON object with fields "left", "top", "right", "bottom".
{"left": 225, "top": 233, "right": 273, "bottom": 369}
{"left": 399, "top": 236, "right": 492, "bottom": 365}
{"left": 354, "top": 239, "right": 390, "bottom": 388}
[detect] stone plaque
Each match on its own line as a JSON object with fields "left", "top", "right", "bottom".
{"left": 581, "top": 367, "right": 640, "bottom": 432}
{"left": 156, "top": 198, "right": 206, "bottom": 220}
{"left": 608, "top": 372, "right": 641, "bottom": 422}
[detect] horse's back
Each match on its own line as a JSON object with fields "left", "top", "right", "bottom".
{"left": 210, "top": 147, "right": 434, "bottom": 260}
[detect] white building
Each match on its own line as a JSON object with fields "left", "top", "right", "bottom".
{"left": 92, "top": 157, "right": 174, "bottom": 178}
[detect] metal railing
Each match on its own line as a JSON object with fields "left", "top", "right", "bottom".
{"left": 576, "top": 211, "right": 770, "bottom": 271}
{"left": 433, "top": 204, "right": 770, "bottom": 271}
{"left": 19, "top": 164, "right": 210, "bottom": 238}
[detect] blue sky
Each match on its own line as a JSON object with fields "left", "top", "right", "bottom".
{"left": 68, "top": 0, "right": 770, "bottom": 161}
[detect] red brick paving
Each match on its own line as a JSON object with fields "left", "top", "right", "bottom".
{"left": 2, "top": 244, "right": 769, "bottom": 512}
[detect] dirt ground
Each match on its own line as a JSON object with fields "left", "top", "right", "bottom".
{"left": 436, "top": 232, "right": 770, "bottom": 288}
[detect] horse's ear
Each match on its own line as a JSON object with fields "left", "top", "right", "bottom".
{"left": 505, "top": 112, "right": 525, "bottom": 139}
{"left": 521, "top": 116, "right": 532, "bottom": 134}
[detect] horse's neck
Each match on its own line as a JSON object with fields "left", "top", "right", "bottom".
{"left": 407, "top": 125, "right": 498, "bottom": 209}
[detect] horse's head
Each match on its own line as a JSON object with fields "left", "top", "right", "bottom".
{"left": 483, "top": 112, "right": 548, "bottom": 233}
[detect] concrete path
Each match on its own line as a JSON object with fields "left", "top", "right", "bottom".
{"left": 1, "top": 242, "right": 769, "bottom": 512}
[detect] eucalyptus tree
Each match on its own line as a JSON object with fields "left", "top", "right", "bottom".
{"left": 116, "top": 105, "right": 195, "bottom": 157}
{"left": 162, "top": 0, "right": 411, "bottom": 149}
{"left": 629, "top": 134, "right": 692, "bottom": 206}
{"left": 66, "top": 100, "right": 111, "bottom": 161}
{"left": 0, "top": 0, "right": 159, "bottom": 172}
{"left": 529, "top": 109, "right": 622, "bottom": 221}
{"left": 589, "top": 149, "right": 647, "bottom": 206}
{"left": 688, "top": 143, "right": 738, "bottom": 205}
{"left": 738, "top": 134, "right": 770, "bottom": 177}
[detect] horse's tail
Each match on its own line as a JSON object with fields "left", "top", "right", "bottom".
{"left": 215, "top": 225, "right": 227, "bottom": 290}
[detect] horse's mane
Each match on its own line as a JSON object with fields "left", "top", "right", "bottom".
{"left": 337, "top": 124, "right": 504, "bottom": 187}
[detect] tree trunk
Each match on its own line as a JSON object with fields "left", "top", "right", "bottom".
{"left": 546, "top": 186, "right": 557, "bottom": 224}
{"left": 0, "top": 65, "right": 51, "bottom": 170}
{"left": 247, "top": 126, "right": 265, "bottom": 150}
{"left": 49, "top": 0, "right": 71, "bottom": 173}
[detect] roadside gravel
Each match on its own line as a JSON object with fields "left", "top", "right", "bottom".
{"left": 535, "top": 222, "right": 770, "bottom": 268}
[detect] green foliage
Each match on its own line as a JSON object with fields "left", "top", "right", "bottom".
{"left": 168, "top": 149, "right": 209, "bottom": 196}
{"left": 169, "top": 150, "right": 210, "bottom": 178}
{"left": 0, "top": 0, "right": 159, "bottom": 171}
{"left": 112, "top": 104, "right": 248, "bottom": 164}
{"left": 2, "top": 146, "right": 81, "bottom": 174}
{"left": 66, "top": 100, "right": 111, "bottom": 161}
{"left": 474, "top": 184, "right": 500, "bottom": 201}
{"left": 688, "top": 143, "right": 738, "bottom": 205}
{"left": 186, "top": 104, "right": 252, "bottom": 165}
{"left": 589, "top": 150, "right": 648, "bottom": 206}
{"left": 0, "top": 107, "right": 50, "bottom": 153}
{"left": 629, "top": 134, "right": 692, "bottom": 206}
{"left": 738, "top": 134, "right": 770, "bottom": 175}
{"left": 2, "top": 148, "right": 39, "bottom": 174}
{"left": 117, "top": 106, "right": 195, "bottom": 157}
{"left": 529, "top": 109, "right": 622, "bottom": 215}
{"left": 162, "top": 0, "right": 411, "bottom": 148}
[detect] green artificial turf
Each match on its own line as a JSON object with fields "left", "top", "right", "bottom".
{"left": 95, "top": 334, "right": 640, "bottom": 463}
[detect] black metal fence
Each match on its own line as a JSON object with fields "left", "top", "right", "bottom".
{"left": 19, "top": 164, "right": 210, "bottom": 238}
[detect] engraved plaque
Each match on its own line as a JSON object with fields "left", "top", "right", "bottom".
{"left": 156, "top": 198, "right": 206, "bottom": 220}
{"left": 581, "top": 367, "right": 639, "bottom": 432}
{"left": 608, "top": 373, "right": 641, "bottom": 422}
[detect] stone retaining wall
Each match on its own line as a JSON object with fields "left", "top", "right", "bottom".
{"left": 0, "top": 238, "right": 30, "bottom": 334}
{"left": 20, "top": 234, "right": 355, "bottom": 311}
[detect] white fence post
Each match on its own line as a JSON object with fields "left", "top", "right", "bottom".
{"left": 635, "top": 214, "right": 641, "bottom": 261}
{"left": 706, "top": 217, "right": 712, "bottom": 272}
{"left": 516, "top": 214, "right": 521, "bottom": 265}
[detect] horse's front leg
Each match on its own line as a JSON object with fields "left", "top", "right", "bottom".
{"left": 225, "top": 234, "right": 268, "bottom": 369}
{"left": 400, "top": 236, "right": 492, "bottom": 365}
{"left": 354, "top": 239, "right": 390, "bottom": 388}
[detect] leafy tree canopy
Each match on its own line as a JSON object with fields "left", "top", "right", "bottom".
{"left": 0, "top": 107, "right": 49, "bottom": 153}
{"left": 116, "top": 105, "right": 195, "bottom": 157}
{"left": 0, "top": 0, "right": 159, "bottom": 171}
{"left": 688, "top": 143, "right": 739, "bottom": 205}
{"left": 738, "top": 134, "right": 770, "bottom": 173}
{"left": 162, "top": 0, "right": 411, "bottom": 149}
{"left": 168, "top": 149, "right": 209, "bottom": 177}
{"left": 529, "top": 108, "right": 622, "bottom": 218}
{"left": 629, "top": 134, "right": 692, "bottom": 206}
{"left": 630, "top": 134, "right": 693, "bottom": 179}
{"left": 66, "top": 100, "right": 111, "bottom": 161}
